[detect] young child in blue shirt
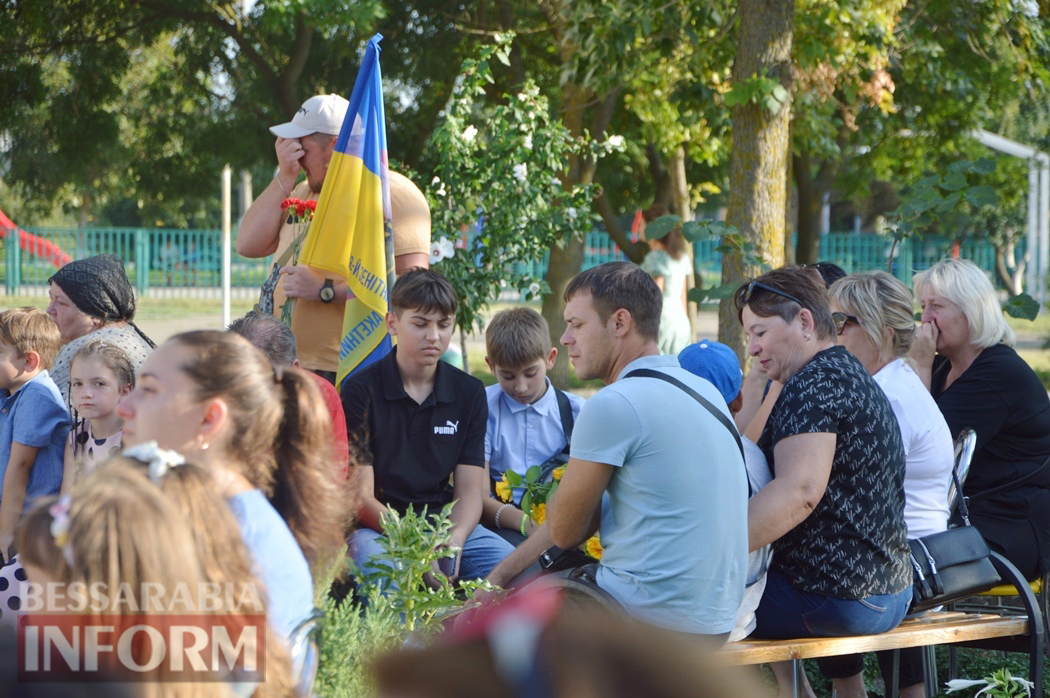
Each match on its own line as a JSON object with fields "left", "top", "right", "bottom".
{"left": 0, "top": 307, "right": 70, "bottom": 562}
{"left": 678, "top": 339, "right": 772, "bottom": 641}
{"left": 481, "top": 307, "right": 584, "bottom": 589}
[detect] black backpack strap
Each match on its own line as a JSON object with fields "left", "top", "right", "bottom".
{"left": 625, "top": 368, "right": 746, "bottom": 464}
{"left": 553, "top": 386, "right": 574, "bottom": 455}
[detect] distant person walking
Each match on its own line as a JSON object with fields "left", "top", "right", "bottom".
{"left": 639, "top": 206, "right": 692, "bottom": 355}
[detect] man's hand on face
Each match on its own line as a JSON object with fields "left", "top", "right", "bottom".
{"left": 275, "top": 137, "right": 305, "bottom": 181}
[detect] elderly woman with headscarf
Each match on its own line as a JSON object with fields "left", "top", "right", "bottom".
{"left": 47, "top": 255, "right": 156, "bottom": 403}
{"left": 911, "top": 257, "right": 1050, "bottom": 581}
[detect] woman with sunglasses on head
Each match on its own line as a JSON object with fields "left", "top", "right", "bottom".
{"left": 911, "top": 258, "right": 1050, "bottom": 582}
{"left": 817, "top": 271, "right": 954, "bottom": 698}
{"left": 735, "top": 266, "right": 912, "bottom": 698}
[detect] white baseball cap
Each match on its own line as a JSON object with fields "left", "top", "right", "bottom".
{"left": 269, "top": 94, "right": 349, "bottom": 138}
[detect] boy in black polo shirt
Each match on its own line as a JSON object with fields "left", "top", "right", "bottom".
{"left": 341, "top": 268, "right": 513, "bottom": 584}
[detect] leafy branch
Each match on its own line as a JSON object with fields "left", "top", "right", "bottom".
{"left": 425, "top": 33, "right": 621, "bottom": 336}
{"left": 645, "top": 213, "right": 766, "bottom": 304}
{"left": 724, "top": 72, "right": 791, "bottom": 114}
{"left": 886, "top": 157, "right": 1038, "bottom": 320}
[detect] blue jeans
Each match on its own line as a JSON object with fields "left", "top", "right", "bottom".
{"left": 348, "top": 525, "right": 514, "bottom": 585}
{"left": 753, "top": 570, "right": 913, "bottom": 638}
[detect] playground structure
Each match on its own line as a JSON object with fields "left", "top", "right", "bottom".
{"left": 0, "top": 209, "right": 71, "bottom": 269}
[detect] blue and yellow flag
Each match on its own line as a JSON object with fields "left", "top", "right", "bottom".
{"left": 298, "top": 34, "right": 395, "bottom": 388}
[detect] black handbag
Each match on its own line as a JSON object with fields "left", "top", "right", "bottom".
{"left": 907, "top": 467, "right": 1000, "bottom": 613}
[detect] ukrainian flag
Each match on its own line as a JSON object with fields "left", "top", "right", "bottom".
{"left": 298, "top": 34, "right": 395, "bottom": 388}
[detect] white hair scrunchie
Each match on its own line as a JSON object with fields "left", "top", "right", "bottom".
{"left": 122, "top": 441, "right": 187, "bottom": 483}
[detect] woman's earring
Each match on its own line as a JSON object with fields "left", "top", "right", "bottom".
{"left": 804, "top": 333, "right": 811, "bottom": 340}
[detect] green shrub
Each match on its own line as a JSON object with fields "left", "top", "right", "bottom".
{"left": 314, "top": 504, "right": 493, "bottom": 697}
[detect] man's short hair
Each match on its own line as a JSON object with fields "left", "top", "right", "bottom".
{"left": 563, "top": 262, "right": 661, "bottom": 341}
{"left": 0, "top": 307, "right": 61, "bottom": 369}
{"left": 226, "top": 311, "right": 298, "bottom": 367}
{"left": 391, "top": 268, "right": 457, "bottom": 318}
{"left": 486, "top": 307, "right": 551, "bottom": 369}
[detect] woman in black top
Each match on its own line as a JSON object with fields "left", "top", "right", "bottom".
{"left": 912, "top": 258, "right": 1050, "bottom": 580}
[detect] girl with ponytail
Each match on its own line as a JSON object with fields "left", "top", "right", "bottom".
{"left": 116, "top": 331, "right": 349, "bottom": 640}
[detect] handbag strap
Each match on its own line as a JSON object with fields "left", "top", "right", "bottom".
{"left": 553, "top": 386, "right": 575, "bottom": 456}
{"left": 625, "top": 368, "right": 746, "bottom": 464}
{"left": 965, "top": 451, "right": 1050, "bottom": 504}
{"left": 952, "top": 456, "right": 973, "bottom": 527}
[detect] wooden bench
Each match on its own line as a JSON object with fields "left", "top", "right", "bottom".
{"left": 719, "top": 552, "right": 1044, "bottom": 698}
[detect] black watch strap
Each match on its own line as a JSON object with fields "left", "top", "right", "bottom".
{"left": 319, "top": 279, "right": 336, "bottom": 303}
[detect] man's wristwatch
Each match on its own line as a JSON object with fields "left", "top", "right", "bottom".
{"left": 319, "top": 279, "right": 336, "bottom": 303}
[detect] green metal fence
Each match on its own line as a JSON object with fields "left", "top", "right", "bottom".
{"left": 0, "top": 227, "right": 1018, "bottom": 299}
{"left": 0, "top": 228, "right": 274, "bottom": 298}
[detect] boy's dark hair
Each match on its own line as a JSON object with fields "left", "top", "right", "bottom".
{"left": 486, "top": 307, "right": 551, "bottom": 369}
{"left": 227, "top": 311, "right": 298, "bottom": 368}
{"left": 563, "top": 262, "right": 661, "bottom": 341}
{"left": 807, "top": 261, "right": 847, "bottom": 288}
{"left": 391, "top": 267, "right": 458, "bottom": 318}
{"left": 0, "top": 307, "right": 62, "bottom": 369}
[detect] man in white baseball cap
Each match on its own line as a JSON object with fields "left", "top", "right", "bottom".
{"left": 269, "top": 94, "right": 349, "bottom": 140}
{"left": 237, "top": 94, "right": 432, "bottom": 384}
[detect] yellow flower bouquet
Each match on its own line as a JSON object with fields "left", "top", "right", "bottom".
{"left": 497, "top": 464, "right": 601, "bottom": 560}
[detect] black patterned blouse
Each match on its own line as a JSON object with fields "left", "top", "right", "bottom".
{"left": 758, "top": 346, "right": 911, "bottom": 599}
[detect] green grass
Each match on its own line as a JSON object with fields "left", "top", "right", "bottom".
{"left": 0, "top": 293, "right": 257, "bottom": 321}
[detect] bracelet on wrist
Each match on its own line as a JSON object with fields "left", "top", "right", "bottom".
{"left": 494, "top": 503, "right": 512, "bottom": 530}
{"left": 274, "top": 172, "right": 290, "bottom": 196}
{"left": 520, "top": 513, "right": 529, "bottom": 538}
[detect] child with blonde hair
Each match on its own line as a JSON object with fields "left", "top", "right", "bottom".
{"left": 0, "top": 306, "right": 69, "bottom": 564}
{"left": 17, "top": 457, "right": 295, "bottom": 697}
{"left": 61, "top": 339, "right": 135, "bottom": 492}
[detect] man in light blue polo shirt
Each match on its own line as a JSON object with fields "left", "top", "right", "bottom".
{"left": 549, "top": 262, "right": 748, "bottom": 639}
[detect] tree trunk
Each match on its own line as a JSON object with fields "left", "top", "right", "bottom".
{"left": 669, "top": 145, "right": 691, "bottom": 221}
{"left": 542, "top": 237, "right": 585, "bottom": 389}
{"left": 646, "top": 144, "right": 674, "bottom": 210}
{"left": 794, "top": 152, "right": 823, "bottom": 265}
{"left": 669, "top": 146, "right": 698, "bottom": 340}
{"left": 540, "top": 75, "right": 616, "bottom": 387}
{"left": 719, "top": 0, "right": 794, "bottom": 362}
{"left": 793, "top": 123, "right": 847, "bottom": 264}
{"left": 595, "top": 190, "right": 649, "bottom": 263}
{"left": 995, "top": 242, "right": 1028, "bottom": 296}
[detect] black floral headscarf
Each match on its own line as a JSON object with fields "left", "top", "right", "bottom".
{"left": 49, "top": 255, "right": 156, "bottom": 347}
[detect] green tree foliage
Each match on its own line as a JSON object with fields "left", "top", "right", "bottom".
{"left": 424, "top": 36, "right": 612, "bottom": 338}
{"left": 1, "top": 0, "right": 385, "bottom": 225}
{"left": 842, "top": 0, "right": 1050, "bottom": 225}
{"left": 790, "top": 0, "right": 903, "bottom": 263}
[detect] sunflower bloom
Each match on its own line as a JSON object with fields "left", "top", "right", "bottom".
{"left": 531, "top": 502, "right": 546, "bottom": 525}
{"left": 585, "top": 535, "right": 603, "bottom": 560}
{"left": 495, "top": 475, "right": 513, "bottom": 503}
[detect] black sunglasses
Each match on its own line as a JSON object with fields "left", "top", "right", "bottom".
{"left": 832, "top": 311, "right": 860, "bottom": 336}
{"left": 741, "top": 280, "right": 805, "bottom": 309}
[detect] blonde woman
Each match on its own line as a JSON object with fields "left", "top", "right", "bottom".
{"left": 821, "top": 271, "right": 954, "bottom": 698}
{"left": 911, "top": 258, "right": 1050, "bottom": 581}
